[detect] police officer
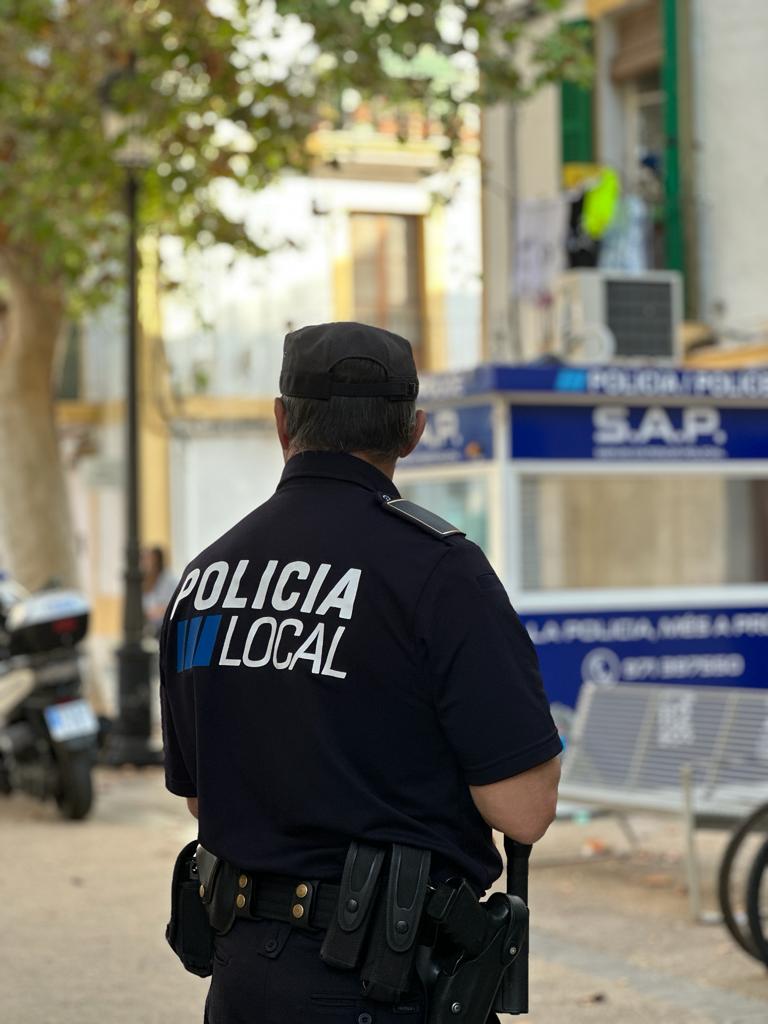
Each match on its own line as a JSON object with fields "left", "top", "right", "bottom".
{"left": 160, "top": 322, "right": 562, "bottom": 1023}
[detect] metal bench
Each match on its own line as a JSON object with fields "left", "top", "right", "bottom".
{"left": 558, "top": 681, "right": 768, "bottom": 919}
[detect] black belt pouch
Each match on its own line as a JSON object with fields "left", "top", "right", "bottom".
{"left": 166, "top": 839, "right": 214, "bottom": 978}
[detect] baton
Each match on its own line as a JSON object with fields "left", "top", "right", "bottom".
{"left": 494, "top": 837, "right": 531, "bottom": 1015}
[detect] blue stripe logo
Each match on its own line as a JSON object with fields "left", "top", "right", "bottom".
{"left": 176, "top": 615, "right": 222, "bottom": 670}
{"left": 555, "top": 368, "right": 588, "bottom": 392}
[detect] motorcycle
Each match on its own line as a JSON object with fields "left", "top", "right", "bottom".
{"left": 0, "top": 576, "right": 98, "bottom": 820}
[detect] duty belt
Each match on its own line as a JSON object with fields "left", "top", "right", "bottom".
{"left": 194, "top": 841, "right": 529, "bottom": 1021}
{"left": 249, "top": 876, "right": 339, "bottom": 929}
{"left": 195, "top": 847, "right": 339, "bottom": 934}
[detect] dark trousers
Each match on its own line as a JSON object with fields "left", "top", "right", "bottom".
{"left": 204, "top": 919, "right": 425, "bottom": 1024}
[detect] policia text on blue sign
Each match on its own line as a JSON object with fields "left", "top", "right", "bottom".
{"left": 161, "top": 323, "right": 561, "bottom": 1023}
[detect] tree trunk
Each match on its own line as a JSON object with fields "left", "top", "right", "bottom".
{"left": 0, "top": 250, "right": 78, "bottom": 590}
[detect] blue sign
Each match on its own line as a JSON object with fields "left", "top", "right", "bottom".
{"left": 418, "top": 363, "right": 768, "bottom": 403}
{"left": 522, "top": 606, "right": 768, "bottom": 708}
{"left": 404, "top": 404, "right": 493, "bottom": 467}
{"left": 511, "top": 404, "right": 768, "bottom": 461}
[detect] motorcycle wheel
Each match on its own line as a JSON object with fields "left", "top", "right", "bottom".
{"left": 55, "top": 749, "right": 94, "bottom": 820}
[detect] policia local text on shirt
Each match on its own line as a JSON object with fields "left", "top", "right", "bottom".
{"left": 161, "top": 322, "right": 562, "bottom": 1024}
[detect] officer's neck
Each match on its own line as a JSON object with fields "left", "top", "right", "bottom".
{"left": 348, "top": 451, "right": 396, "bottom": 481}
{"left": 285, "top": 447, "right": 396, "bottom": 481}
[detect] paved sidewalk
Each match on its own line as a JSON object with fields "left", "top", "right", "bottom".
{"left": 3, "top": 768, "right": 767, "bottom": 1023}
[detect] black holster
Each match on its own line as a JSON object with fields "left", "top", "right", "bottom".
{"left": 165, "top": 840, "right": 214, "bottom": 978}
{"left": 422, "top": 890, "right": 528, "bottom": 1024}
{"left": 419, "top": 841, "right": 531, "bottom": 1021}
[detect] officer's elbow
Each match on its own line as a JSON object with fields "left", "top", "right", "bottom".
{"left": 469, "top": 755, "right": 561, "bottom": 845}
{"left": 505, "top": 790, "right": 558, "bottom": 844}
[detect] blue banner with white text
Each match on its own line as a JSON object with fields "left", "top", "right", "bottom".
{"left": 511, "top": 404, "right": 768, "bottom": 461}
{"left": 418, "top": 363, "right": 768, "bottom": 403}
{"left": 405, "top": 404, "right": 494, "bottom": 466}
{"left": 522, "top": 606, "right": 768, "bottom": 708}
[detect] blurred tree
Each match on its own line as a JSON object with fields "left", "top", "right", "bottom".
{"left": 0, "top": 0, "right": 590, "bottom": 589}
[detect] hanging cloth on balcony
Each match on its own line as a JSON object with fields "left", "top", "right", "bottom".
{"left": 582, "top": 167, "right": 621, "bottom": 239}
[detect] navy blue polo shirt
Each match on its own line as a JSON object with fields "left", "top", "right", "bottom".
{"left": 160, "top": 452, "right": 561, "bottom": 892}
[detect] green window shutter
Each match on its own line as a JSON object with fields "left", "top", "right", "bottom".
{"left": 561, "top": 80, "right": 594, "bottom": 163}
{"left": 661, "top": 0, "right": 684, "bottom": 273}
{"left": 560, "top": 19, "right": 594, "bottom": 165}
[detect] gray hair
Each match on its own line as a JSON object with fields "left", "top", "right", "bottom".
{"left": 281, "top": 358, "right": 417, "bottom": 459}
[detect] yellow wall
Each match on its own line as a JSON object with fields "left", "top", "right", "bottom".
{"left": 685, "top": 344, "right": 768, "bottom": 369}
{"left": 586, "top": 0, "right": 637, "bottom": 16}
{"left": 331, "top": 215, "right": 355, "bottom": 322}
{"left": 420, "top": 206, "right": 448, "bottom": 371}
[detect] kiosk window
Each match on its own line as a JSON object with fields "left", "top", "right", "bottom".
{"left": 399, "top": 477, "right": 489, "bottom": 552}
{"left": 521, "top": 475, "right": 768, "bottom": 590}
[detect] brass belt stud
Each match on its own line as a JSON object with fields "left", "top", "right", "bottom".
{"left": 291, "top": 903, "right": 305, "bottom": 919}
{"left": 199, "top": 884, "right": 205, "bottom": 899}
{"left": 236, "top": 894, "right": 246, "bottom": 909}
{"left": 238, "top": 874, "right": 248, "bottom": 889}
{"left": 295, "top": 883, "right": 309, "bottom": 898}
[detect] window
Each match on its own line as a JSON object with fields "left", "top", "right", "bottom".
{"left": 398, "top": 476, "right": 489, "bottom": 552}
{"left": 608, "top": 0, "right": 668, "bottom": 271}
{"left": 621, "top": 69, "right": 666, "bottom": 268}
{"left": 350, "top": 213, "right": 424, "bottom": 359}
{"left": 632, "top": 72, "right": 665, "bottom": 164}
{"left": 521, "top": 474, "right": 768, "bottom": 591}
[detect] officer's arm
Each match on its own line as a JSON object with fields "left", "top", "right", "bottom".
{"left": 415, "top": 542, "right": 563, "bottom": 843}
{"left": 469, "top": 755, "right": 561, "bottom": 845}
{"left": 186, "top": 797, "right": 199, "bottom": 819}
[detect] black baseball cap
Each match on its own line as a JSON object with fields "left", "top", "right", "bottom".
{"left": 279, "top": 321, "right": 419, "bottom": 401}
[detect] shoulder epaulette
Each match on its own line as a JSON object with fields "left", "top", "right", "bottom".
{"left": 381, "top": 497, "right": 465, "bottom": 539}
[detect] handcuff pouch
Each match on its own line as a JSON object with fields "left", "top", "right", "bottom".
{"left": 165, "top": 840, "right": 214, "bottom": 978}
{"left": 197, "top": 845, "right": 238, "bottom": 935}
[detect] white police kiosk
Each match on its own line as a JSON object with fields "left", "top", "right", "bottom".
{"left": 395, "top": 364, "right": 768, "bottom": 714}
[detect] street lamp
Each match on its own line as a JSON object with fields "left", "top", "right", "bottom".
{"left": 99, "top": 59, "right": 162, "bottom": 766}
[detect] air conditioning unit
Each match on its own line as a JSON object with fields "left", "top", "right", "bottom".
{"left": 553, "top": 270, "right": 683, "bottom": 363}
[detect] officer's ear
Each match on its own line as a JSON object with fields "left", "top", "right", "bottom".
{"left": 400, "top": 409, "right": 427, "bottom": 459}
{"left": 274, "top": 397, "right": 292, "bottom": 456}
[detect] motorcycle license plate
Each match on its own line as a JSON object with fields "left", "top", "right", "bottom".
{"left": 44, "top": 700, "right": 99, "bottom": 742}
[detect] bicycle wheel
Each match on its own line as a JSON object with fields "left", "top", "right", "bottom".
{"left": 746, "top": 836, "right": 768, "bottom": 966}
{"left": 717, "top": 802, "right": 768, "bottom": 961}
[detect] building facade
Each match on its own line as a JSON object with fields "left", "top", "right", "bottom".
{"left": 471, "top": 0, "right": 768, "bottom": 710}
{"left": 483, "top": 0, "right": 768, "bottom": 360}
{"left": 55, "top": 0, "right": 768, "bottom": 647}
{"left": 56, "top": 113, "right": 482, "bottom": 639}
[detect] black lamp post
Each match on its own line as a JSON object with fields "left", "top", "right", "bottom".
{"left": 99, "top": 62, "right": 163, "bottom": 766}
